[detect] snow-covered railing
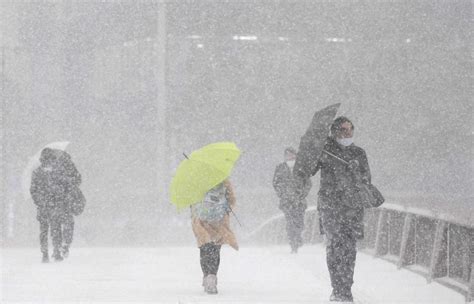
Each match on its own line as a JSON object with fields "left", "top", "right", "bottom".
{"left": 246, "top": 202, "right": 473, "bottom": 302}
{"left": 362, "top": 203, "right": 473, "bottom": 302}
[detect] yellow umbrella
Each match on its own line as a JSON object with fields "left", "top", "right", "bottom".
{"left": 170, "top": 142, "right": 241, "bottom": 210}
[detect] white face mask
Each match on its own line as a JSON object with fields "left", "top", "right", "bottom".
{"left": 337, "top": 137, "right": 354, "bottom": 147}
{"left": 286, "top": 160, "right": 295, "bottom": 169}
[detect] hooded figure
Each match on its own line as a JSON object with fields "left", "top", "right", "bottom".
{"left": 191, "top": 179, "right": 238, "bottom": 294}
{"left": 30, "top": 148, "right": 82, "bottom": 262}
{"left": 312, "top": 116, "right": 371, "bottom": 302}
{"left": 273, "top": 147, "right": 312, "bottom": 253}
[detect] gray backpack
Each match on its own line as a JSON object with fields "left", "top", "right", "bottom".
{"left": 193, "top": 183, "right": 230, "bottom": 223}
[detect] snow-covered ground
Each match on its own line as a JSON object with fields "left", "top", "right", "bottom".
{"left": 0, "top": 245, "right": 465, "bottom": 303}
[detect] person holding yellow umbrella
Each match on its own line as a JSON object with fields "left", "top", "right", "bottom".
{"left": 170, "top": 142, "right": 241, "bottom": 295}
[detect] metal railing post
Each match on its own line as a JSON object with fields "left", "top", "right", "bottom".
{"left": 247, "top": 200, "right": 472, "bottom": 299}
{"left": 374, "top": 209, "right": 388, "bottom": 257}
{"left": 313, "top": 211, "right": 321, "bottom": 243}
{"left": 398, "top": 214, "right": 415, "bottom": 269}
{"left": 306, "top": 211, "right": 319, "bottom": 243}
{"left": 428, "top": 220, "right": 448, "bottom": 282}
{"left": 468, "top": 262, "right": 473, "bottom": 302}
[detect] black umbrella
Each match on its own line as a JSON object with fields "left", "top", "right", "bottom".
{"left": 293, "top": 103, "right": 341, "bottom": 179}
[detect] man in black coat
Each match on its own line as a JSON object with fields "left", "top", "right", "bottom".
{"left": 273, "top": 147, "right": 312, "bottom": 253}
{"left": 30, "top": 148, "right": 81, "bottom": 262}
{"left": 312, "top": 116, "right": 371, "bottom": 302}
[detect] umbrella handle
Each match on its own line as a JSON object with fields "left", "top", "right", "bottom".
{"left": 229, "top": 207, "right": 242, "bottom": 227}
{"left": 323, "top": 150, "right": 361, "bottom": 180}
{"left": 322, "top": 150, "right": 349, "bottom": 165}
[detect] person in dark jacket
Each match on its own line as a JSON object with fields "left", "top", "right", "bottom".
{"left": 55, "top": 150, "right": 82, "bottom": 258}
{"left": 312, "top": 116, "right": 371, "bottom": 302}
{"left": 273, "top": 147, "right": 312, "bottom": 253}
{"left": 30, "top": 148, "right": 81, "bottom": 262}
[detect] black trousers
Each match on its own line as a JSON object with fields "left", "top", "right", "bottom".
{"left": 61, "top": 215, "right": 75, "bottom": 248}
{"left": 321, "top": 209, "right": 359, "bottom": 297}
{"left": 200, "top": 243, "right": 221, "bottom": 276}
{"left": 283, "top": 207, "right": 305, "bottom": 250}
{"left": 39, "top": 218, "right": 60, "bottom": 254}
{"left": 38, "top": 207, "right": 74, "bottom": 254}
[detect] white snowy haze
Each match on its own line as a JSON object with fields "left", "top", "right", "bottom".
{"left": 1, "top": 1, "right": 472, "bottom": 248}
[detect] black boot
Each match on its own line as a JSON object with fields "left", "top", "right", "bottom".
{"left": 42, "top": 252, "right": 49, "bottom": 263}
{"left": 61, "top": 245, "right": 69, "bottom": 258}
{"left": 329, "top": 290, "right": 353, "bottom": 302}
{"left": 290, "top": 242, "right": 298, "bottom": 253}
{"left": 52, "top": 249, "right": 63, "bottom": 262}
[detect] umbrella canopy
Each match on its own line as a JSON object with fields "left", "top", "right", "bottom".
{"left": 170, "top": 142, "right": 241, "bottom": 210}
{"left": 22, "top": 141, "right": 70, "bottom": 200}
{"left": 294, "top": 103, "right": 340, "bottom": 178}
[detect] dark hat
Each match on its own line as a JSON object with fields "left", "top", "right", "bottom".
{"left": 330, "top": 116, "right": 354, "bottom": 136}
{"left": 39, "top": 148, "right": 57, "bottom": 165}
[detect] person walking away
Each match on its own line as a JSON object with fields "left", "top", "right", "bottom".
{"left": 191, "top": 179, "right": 238, "bottom": 294}
{"left": 311, "top": 116, "right": 371, "bottom": 302}
{"left": 273, "top": 147, "right": 312, "bottom": 253}
{"left": 30, "top": 148, "right": 82, "bottom": 262}
{"left": 56, "top": 150, "right": 83, "bottom": 258}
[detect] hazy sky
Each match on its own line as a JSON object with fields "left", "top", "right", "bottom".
{"left": 1, "top": 1, "right": 472, "bottom": 246}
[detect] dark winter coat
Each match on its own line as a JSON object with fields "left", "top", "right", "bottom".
{"left": 313, "top": 137, "right": 371, "bottom": 238}
{"left": 30, "top": 151, "right": 82, "bottom": 219}
{"left": 273, "top": 162, "right": 312, "bottom": 212}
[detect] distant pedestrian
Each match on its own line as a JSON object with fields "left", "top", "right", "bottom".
{"left": 30, "top": 148, "right": 83, "bottom": 262}
{"left": 311, "top": 116, "right": 371, "bottom": 302}
{"left": 273, "top": 147, "right": 312, "bottom": 253}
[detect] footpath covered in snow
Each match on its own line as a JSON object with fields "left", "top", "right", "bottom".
{"left": 1, "top": 245, "right": 465, "bottom": 303}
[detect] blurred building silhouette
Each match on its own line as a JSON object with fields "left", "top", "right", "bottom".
{"left": 1, "top": 1, "right": 471, "bottom": 246}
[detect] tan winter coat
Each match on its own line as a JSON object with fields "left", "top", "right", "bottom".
{"left": 191, "top": 180, "right": 239, "bottom": 250}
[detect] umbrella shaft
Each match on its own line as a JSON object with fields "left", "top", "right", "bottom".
{"left": 323, "top": 150, "right": 349, "bottom": 165}
{"left": 229, "top": 207, "right": 242, "bottom": 227}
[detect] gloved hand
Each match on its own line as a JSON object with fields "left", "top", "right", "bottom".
{"left": 347, "top": 159, "right": 359, "bottom": 171}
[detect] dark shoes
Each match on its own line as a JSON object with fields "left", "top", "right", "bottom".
{"left": 52, "top": 250, "right": 63, "bottom": 262}
{"left": 329, "top": 290, "right": 353, "bottom": 302}
{"left": 290, "top": 239, "right": 303, "bottom": 253}
{"left": 42, "top": 247, "right": 68, "bottom": 263}
{"left": 41, "top": 252, "right": 49, "bottom": 263}
{"left": 61, "top": 246, "right": 69, "bottom": 258}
